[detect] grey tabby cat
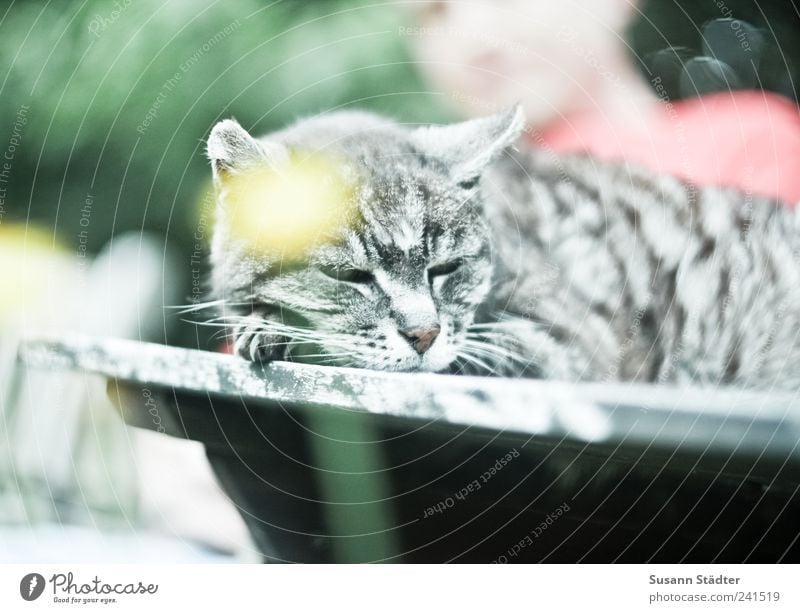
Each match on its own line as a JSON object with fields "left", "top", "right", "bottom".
{"left": 207, "top": 105, "right": 800, "bottom": 389}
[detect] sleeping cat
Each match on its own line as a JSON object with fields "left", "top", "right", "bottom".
{"left": 206, "top": 106, "right": 800, "bottom": 389}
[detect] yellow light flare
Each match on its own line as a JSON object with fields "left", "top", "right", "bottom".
{"left": 0, "top": 223, "right": 69, "bottom": 320}
{"left": 226, "top": 153, "right": 357, "bottom": 256}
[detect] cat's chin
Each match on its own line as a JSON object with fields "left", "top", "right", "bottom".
{"left": 417, "top": 360, "right": 456, "bottom": 374}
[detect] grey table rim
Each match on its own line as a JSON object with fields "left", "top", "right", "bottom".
{"left": 15, "top": 333, "right": 800, "bottom": 464}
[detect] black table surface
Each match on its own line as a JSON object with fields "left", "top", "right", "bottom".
{"left": 18, "top": 334, "right": 800, "bottom": 562}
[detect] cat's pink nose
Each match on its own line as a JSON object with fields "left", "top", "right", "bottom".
{"left": 400, "top": 325, "right": 441, "bottom": 354}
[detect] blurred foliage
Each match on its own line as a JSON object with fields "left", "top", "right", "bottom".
{"left": 0, "top": 0, "right": 445, "bottom": 346}
{"left": 630, "top": 0, "right": 800, "bottom": 102}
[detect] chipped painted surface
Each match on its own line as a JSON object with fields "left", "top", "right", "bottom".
{"left": 17, "top": 333, "right": 800, "bottom": 461}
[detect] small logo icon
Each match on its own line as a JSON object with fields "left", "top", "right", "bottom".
{"left": 20, "top": 573, "right": 45, "bottom": 601}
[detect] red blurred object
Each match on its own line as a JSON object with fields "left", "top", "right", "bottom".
{"left": 535, "top": 91, "right": 800, "bottom": 205}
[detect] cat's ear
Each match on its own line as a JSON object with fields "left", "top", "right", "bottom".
{"left": 412, "top": 104, "right": 525, "bottom": 182}
{"left": 206, "top": 119, "right": 287, "bottom": 179}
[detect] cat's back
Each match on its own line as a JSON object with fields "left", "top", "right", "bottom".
{"left": 484, "top": 144, "right": 800, "bottom": 388}
{"left": 486, "top": 144, "right": 800, "bottom": 267}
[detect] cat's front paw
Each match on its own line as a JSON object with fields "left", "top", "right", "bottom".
{"left": 232, "top": 316, "right": 288, "bottom": 363}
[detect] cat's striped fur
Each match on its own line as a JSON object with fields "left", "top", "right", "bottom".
{"left": 482, "top": 147, "right": 800, "bottom": 388}
{"left": 207, "top": 106, "right": 800, "bottom": 389}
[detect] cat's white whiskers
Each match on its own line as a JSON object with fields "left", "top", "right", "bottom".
{"left": 455, "top": 350, "right": 496, "bottom": 374}
{"left": 462, "top": 336, "right": 527, "bottom": 363}
{"left": 168, "top": 299, "right": 234, "bottom": 313}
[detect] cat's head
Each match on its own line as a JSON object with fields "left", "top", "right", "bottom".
{"left": 207, "top": 106, "right": 524, "bottom": 372}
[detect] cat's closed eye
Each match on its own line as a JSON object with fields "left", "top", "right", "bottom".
{"left": 457, "top": 176, "right": 480, "bottom": 190}
{"left": 427, "top": 258, "right": 463, "bottom": 280}
{"left": 319, "top": 264, "right": 374, "bottom": 284}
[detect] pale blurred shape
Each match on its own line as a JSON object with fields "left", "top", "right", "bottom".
{"left": 410, "top": 0, "right": 653, "bottom": 126}
{"left": 0, "top": 226, "right": 249, "bottom": 561}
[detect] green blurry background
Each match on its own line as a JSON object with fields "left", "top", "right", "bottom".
{"left": 0, "top": 0, "right": 447, "bottom": 347}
